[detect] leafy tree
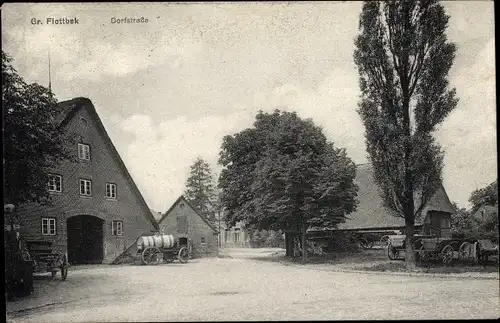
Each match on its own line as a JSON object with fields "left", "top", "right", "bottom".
{"left": 468, "top": 181, "right": 498, "bottom": 243}
{"left": 265, "top": 230, "right": 284, "bottom": 248}
{"left": 184, "top": 157, "right": 218, "bottom": 221}
{"left": 450, "top": 202, "right": 472, "bottom": 237}
{"left": 2, "top": 51, "right": 75, "bottom": 206}
{"left": 469, "top": 180, "right": 497, "bottom": 213}
{"left": 218, "top": 110, "right": 359, "bottom": 262}
{"left": 353, "top": 1, "right": 458, "bottom": 269}
{"left": 259, "top": 229, "right": 269, "bottom": 244}
{"left": 473, "top": 207, "right": 499, "bottom": 243}
{"left": 250, "top": 229, "right": 263, "bottom": 248}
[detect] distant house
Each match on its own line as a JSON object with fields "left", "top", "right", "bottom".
{"left": 16, "top": 97, "right": 159, "bottom": 264}
{"left": 157, "top": 196, "right": 219, "bottom": 258}
{"left": 219, "top": 219, "right": 251, "bottom": 248}
{"left": 336, "top": 163, "right": 456, "bottom": 237}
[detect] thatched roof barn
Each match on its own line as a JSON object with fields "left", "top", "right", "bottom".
{"left": 336, "top": 163, "right": 456, "bottom": 233}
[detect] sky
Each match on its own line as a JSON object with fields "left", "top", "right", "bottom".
{"left": 2, "top": 2, "right": 496, "bottom": 213}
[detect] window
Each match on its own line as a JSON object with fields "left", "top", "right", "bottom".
{"left": 234, "top": 232, "right": 240, "bottom": 243}
{"left": 200, "top": 237, "right": 206, "bottom": 246}
{"left": 78, "top": 143, "right": 91, "bottom": 160}
{"left": 47, "top": 174, "right": 62, "bottom": 193}
{"left": 80, "top": 118, "right": 88, "bottom": 130}
{"left": 105, "top": 183, "right": 117, "bottom": 199}
{"left": 41, "top": 217, "right": 56, "bottom": 236}
{"left": 112, "top": 220, "right": 123, "bottom": 236}
{"left": 79, "top": 179, "right": 92, "bottom": 196}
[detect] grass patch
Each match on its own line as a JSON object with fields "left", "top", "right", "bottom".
{"left": 359, "top": 262, "right": 499, "bottom": 274}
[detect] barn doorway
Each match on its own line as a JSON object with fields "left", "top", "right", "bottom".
{"left": 67, "top": 215, "right": 104, "bottom": 264}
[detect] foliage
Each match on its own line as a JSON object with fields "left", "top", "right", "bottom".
{"left": 250, "top": 229, "right": 284, "bottom": 248}
{"left": 353, "top": 1, "right": 458, "bottom": 269}
{"left": 467, "top": 180, "right": 498, "bottom": 243}
{"left": 2, "top": 51, "right": 75, "bottom": 206}
{"left": 265, "top": 230, "right": 284, "bottom": 248}
{"left": 184, "top": 157, "right": 218, "bottom": 221}
{"left": 450, "top": 202, "right": 472, "bottom": 237}
{"left": 469, "top": 180, "right": 498, "bottom": 213}
{"left": 218, "top": 110, "right": 359, "bottom": 234}
{"left": 323, "top": 232, "right": 361, "bottom": 253}
{"left": 471, "top": 206, "right": 498, "bottom": 243}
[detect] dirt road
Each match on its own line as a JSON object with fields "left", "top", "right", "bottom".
{"left": 7, "top": 249, "right": 499, "bottom": 322}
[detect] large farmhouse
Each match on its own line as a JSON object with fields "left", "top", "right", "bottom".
{"left": 157, "top": 196, "right": 219, "bottom": 258}
{"left": 16, "top": 97, "right": 159, "bottom": 264}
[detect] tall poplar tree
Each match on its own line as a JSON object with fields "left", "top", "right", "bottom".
{"left": 353, "top": 1, "right": 458, "bottom": 269}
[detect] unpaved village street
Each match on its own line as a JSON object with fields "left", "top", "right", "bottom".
{"left": 7, "top": 249, "right": 500, "bottom": 322}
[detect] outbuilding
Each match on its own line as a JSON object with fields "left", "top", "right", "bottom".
{"left": 157, "top": 196, "right": 219, "bottom": 258}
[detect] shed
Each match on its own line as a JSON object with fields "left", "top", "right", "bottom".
{"left": 157, "top": 196, "right": 219, "bottom": 258}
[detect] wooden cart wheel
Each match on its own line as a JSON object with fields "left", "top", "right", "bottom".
{"left": 380, "top": 235, "right": 390, "bottom": 247}
{"left": 360, "top": 238, "right": 374, "bottom": 250}
{"left": 458, "top": 242, "right": 472, "bottom": 261}
{"left": 387, "top": 242, "right": 398, "bottom": 260}
{"left": 178, "top": 246, "right": 189, "bottom": 263}
{"left": 142, "top": 246, "right": 161, "bottom": 265}
{"left": 360, "top": 238, "right": 371, "bottom": 250}
{"left": 440, "top": 244, "right": 454, "bottom": 265}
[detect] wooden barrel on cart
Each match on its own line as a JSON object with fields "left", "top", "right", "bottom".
{"left": 137, "top": 234, "right": 175, "bottom": 250}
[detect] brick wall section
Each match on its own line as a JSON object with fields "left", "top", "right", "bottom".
{"left": 158, "top": 198, "right": 218, "bottom": 258}
{"left": 17, "top": 101, "right": 157, "bottom": 264}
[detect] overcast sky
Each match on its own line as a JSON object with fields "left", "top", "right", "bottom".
{"left": 2, "top": 2, "right": 496, "bottom": 212}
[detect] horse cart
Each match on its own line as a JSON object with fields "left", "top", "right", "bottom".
{"left": 386, "top": 234, "right": 480, "bottom": 264}
{"left": 26, "top": 240, "right": 69, "bottom": 280}
{"left": 137, "top": 234, "right": 190, "bottom": 265}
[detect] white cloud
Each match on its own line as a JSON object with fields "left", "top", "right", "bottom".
{"left": 119, "top": 112, "right": 254, "bottom": 211}
{"left": 437, "top": 38, "right": 496, "bottom": 207}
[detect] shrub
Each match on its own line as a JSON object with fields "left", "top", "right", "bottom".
{"left": 323, "top": 232, "right": 361, "bottom": 253}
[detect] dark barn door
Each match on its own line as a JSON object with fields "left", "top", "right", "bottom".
{"left": 67, "top": 215, "right": 104, "bottom": 264}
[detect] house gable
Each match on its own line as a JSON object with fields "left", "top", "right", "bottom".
{"left": 58, "top": 97, "right": 159, "bottom": 230}
{"left": 158, "top": 196, "right": 218, "bottom": 233}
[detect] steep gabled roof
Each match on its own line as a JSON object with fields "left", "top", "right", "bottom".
{"left": 337, "top": 163, "right": 456, "bottom": 231}
{"left": 158, "top": 195, "right": 218, "bottom": 233}
{"left": 56, "top": 97, "right": 159, "bottom": 230}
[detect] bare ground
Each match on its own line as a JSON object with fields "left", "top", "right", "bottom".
{"left": 6, "top": 248, "right": 499, "bottom": 322}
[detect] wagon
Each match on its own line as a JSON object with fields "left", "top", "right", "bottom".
{"left": 26, "top": 240, "right": 69, "bottom": 280}
{"left": 136, "top": 234, "right": 190, "bottom": 265}
{"left": 386, "top": 235, "right": 479, "bottom": 265}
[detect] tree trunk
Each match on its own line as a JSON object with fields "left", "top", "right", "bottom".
{"left": 404, "top": 217, "right": 416, "bottom": 271}
{"left": 301, "top": 220, "right": 307, "bottom": 263}
{"left": 285, "top": 232, "right": 290, "bottom": 257}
